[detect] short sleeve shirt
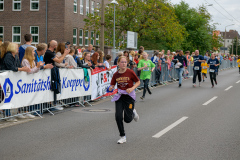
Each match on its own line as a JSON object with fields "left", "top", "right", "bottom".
{"left": 104, "top": 61, "right": 110, "bottom": 69}
{"left": 111, "top": 69, "right": 139, "bottom": 90}
{"left": 44, "top": 49, "right": 56, "bottom": 65}
{"left": 138, "top": 59, "right": 155, "bottom": 80}
{"left": 207, "top": 58, "right": 219, "bottom": 70}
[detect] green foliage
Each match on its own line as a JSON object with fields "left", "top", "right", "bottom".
{"left": 229, "top": 38, "right": 240, "bottom": 55}
{"left": 174, "top": 1, "right": 215, "bottom": 54}
{"left": 84, "top": 0, "right": 186, "bottom": 50}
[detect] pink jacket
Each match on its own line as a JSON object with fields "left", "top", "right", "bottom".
{"left": 21, "top": 59, "right": 40, "bottom": 74}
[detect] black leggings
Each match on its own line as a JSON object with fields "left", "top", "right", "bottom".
{"left": 143, "top": 79, "right": 151, "bottom": 97}
{"left": 210, "top": 72, "right": 217, "bottom": 86}
{"left": 115, "top": 94, "right": 135, "bottom": 137}
{"left": 193, "top": 70, "right": 202, "bottom": 83}
{"left": 239, "top": 67, "right": 240, "bottom": 72}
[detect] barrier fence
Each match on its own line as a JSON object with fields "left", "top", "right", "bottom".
{"left": 0, "top": 59, "right": 238, "bottom": 121}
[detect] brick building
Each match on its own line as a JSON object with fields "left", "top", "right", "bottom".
{"left": 0, "top": 0, "right": 110, "bottom": 47}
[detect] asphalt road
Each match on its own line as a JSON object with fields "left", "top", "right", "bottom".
{"left": 1, "top": 68, "right": 240, "bottom": 160}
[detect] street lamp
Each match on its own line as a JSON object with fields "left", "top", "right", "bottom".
{"left": 224, "top": 24, "right": 235, "bottom": 54}
{"left": 111, "top": 0, "right": 118, "bottom": 61}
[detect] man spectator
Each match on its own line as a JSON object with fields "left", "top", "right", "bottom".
{"left": 19, "top": 34, "right": 36, "bottom": 63}
{"left": 35, "top": 43, "right": 53, "bottom": 70}
{"left": 65, "top": 41, "right": 71, "bottom": 49}
{"left": 44, "top": 40, "right": 69, "bottom": 66}
{"left": 83, "top": 44, "right": 95, "bottom": 55}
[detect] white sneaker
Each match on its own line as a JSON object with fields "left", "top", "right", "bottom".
{"left": 193, "top": 83, "right": 196, "bottom": 87}
{"left": 6, "top": 118, "right": 18, "bottom": 122}
{"left": 133, "top": 109, "right": 139, "bottom": 122}
{"left": 199, "top": 83, "right": 201, "bottom": 87}
{"left": 117, "top": 136, "right": 126, "bottom": 144}
{"left": 55, "top": 106, "right": 64, "bottom": 110}
{"left": 25, "top": 113, "right": 35, "bottom": 119}
{"left": 17, "top": 114, "right": 26, "bottom": 119}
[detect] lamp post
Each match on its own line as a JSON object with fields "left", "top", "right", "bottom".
{"left": 224, "top": 24, "right": 234, "bottom": 54}
{"left": 111, "top": 0, "right": 118, "bottom": 61}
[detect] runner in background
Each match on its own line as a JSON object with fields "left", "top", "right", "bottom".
{"left": 192, "top": 50, "right": 205, "bottom": 87}
{"left": 201, "top": 59, "right": 208, "bottom": 82}
{"left": 237, "top": 56, "right": 240, "bottom": 74}
{"left": 208, "top": 53, "right": 219, "bottom": 88}
{"left": 109, "top": 56, "right": 140, "bottom": 144}
{"left": 138, "top": 52, "right": 155, "bottom": 100}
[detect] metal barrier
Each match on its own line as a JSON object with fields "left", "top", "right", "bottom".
{"left": 0, "top": 60, "right": 238, "bottom": 121}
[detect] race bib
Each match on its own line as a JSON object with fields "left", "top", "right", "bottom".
{"left": 202, "top": 66, "right": 207, "bottom": 69}
{"left": 143, "top": 67, "right": 150, "bottom": 71}
{"left": 209, "top": 69, "right": 215, "bottom": 73}
{"left": 194, "top": 66, "right": 199, "bottom": 70}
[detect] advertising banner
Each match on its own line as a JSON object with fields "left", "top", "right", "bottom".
{"left": 91, "top": 66, "right": 118, "bottom": 100}
{"left": 0, "top": 69, "right": 91, "bottom": 109}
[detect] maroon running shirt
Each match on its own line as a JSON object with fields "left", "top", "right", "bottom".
{"left": 111, "top": 69, "right": 139, "bottom": 90}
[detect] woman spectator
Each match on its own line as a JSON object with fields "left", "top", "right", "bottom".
{"left": 97, "top": 50, "right": 106, "bottom": 68}
{"left": 0, "top": 41, "right": 10, "bottom": 70}
{"left": 79, "top": 52, "right": 95, "bottom": 69}
{"left": 1, "top": 42, "right": 30, "bottom": 72}
{"left": 65, "top": 47, "right": 77, "bottom": 68}
{"left": 22, "top": 47, "right": 44, "bottom": 74}
{"left": 124, "top": 51, "right": 136, "bottom": 69}
{"left": 91, "top": 52, "right": 100, "bottom": 66}
{"left": 55, "top": 43, "right": 69, "bottom": 68}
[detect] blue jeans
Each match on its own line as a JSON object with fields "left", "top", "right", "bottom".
{"left": 176, "top": 68, "right": 184, "bottom": 84}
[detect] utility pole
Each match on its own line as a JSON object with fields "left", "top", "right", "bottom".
{"left": 100, "top": 0, "right": 105, "bottom": 53}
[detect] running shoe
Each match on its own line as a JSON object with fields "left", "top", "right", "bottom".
{"left": 212, "top": 85, "right": 214, "bottom": 88}
{"left": 117, "top": 136, "right": 126, "bottom": 144}
{"left": 148, "top": 91, "right": 152, "bottom": 95}
{"left": 193, "top": 83, "right": 196, "bottom": 87}
{"left": 133, "top": 109, "right": 139, "bottom": 122}
{"left": 179, "top": 84, "right": 181, "bottom": 87}
{"left": 140, "top": 97, "right": 144, "bottom": 100}
{"left": 199, "top": 83, "right": 201, "bottom": 87}
{"left": 215, "top": 81, "right": 217, "bottom": 85}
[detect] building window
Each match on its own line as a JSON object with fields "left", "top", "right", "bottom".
{"left": 12, "top": 26, "right": 21, "bottom": 44}
{"left": 96, "top": 33, "right": 99, "bottom": 46}
{"left": 0, "top": 0, "right": 4, "bottom": 11}
{"left": 91, "top": 1, "right": 94, "bottom": 16}
{"left": 79, "top": 29, "right": 83, "bottom": 46}
{"left": 91, "top": 31, "right": 94, "bottom": 45}
{"left": 85, "top": 30, "right": 89, "bottom": 46}
{"left": 30, "top": 0, "right": 39, "bottom": 11}
{"left": 73, "top": 28, "right": 77, "bottom": 46}
{"left": 96, "top": 2, "right": 100, "bottom": 16}
{"left": 80, "top": 0, "right": 83, "bottom": 15}
{"left": 74, "top": 0, "right": 77, "bottom": 13}
{"left": 86, "top": 0, "right": 89, "bottom": 15}
{"left": 0, "top": 26, "right": 3, "bottom": 41}
{"left": 13, "top": 0, "right": 21, "bottom": 11}
{"left": 30, "top": 26, "right": 39, "bottom": 44}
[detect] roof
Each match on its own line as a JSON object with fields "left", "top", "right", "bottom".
{"left": 220, "top": 30, "right": 240, "bottom": 39}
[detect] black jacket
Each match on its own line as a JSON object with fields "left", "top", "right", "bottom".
{"left": 174, "top": 55, "right": 188, "bottom": 68}
{"left": 51, "top": 67, "right": 61, "bottom": 94}
{"left": 1, "top": 52, "right": 21, "bottom": 71}
{"left": 78, "top": 59, "right": 95, "bottom": 69}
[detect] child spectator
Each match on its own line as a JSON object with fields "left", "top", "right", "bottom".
{"left": 65, "top": 47, "right": 77, "bottom": 68}
{"left": 22, "top": 47, "right": 44, "bottom": 74}
{"left": 104, "top": 54, "right": 112, "bottom": 71}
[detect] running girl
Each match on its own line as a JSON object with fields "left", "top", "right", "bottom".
{"left": 201, "top": 59, "right": 208, "bottom": 82}
{"left": 137, "top": 52, "right": 155, "bottom": 100}
{"left": 207, "top": 53, "right": 219, "bottom": 88}
{"left": 109, "top": 56, "right": 140, "bottom": 144}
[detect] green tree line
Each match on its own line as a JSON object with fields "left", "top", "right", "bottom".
{"left": 84, "top": 0, "right": 222, "bottom": 54}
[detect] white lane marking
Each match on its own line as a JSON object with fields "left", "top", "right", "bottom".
{"left": 152, "top": 117, "right": 188, "bottom": 138}
{"left": 225, "top": 86, "right": 233, "bottom": 91}
{"left": 203, "top": 96, "right": 218, "bottom": 105}
{"left": 236, "top": 80, "right": 240, "bottom": 84}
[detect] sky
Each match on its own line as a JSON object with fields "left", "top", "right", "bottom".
{"left": 169, "top": 0, "right": 240, "bottom": 33}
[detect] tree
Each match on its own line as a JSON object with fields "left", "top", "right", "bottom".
{"left": 84, "top": 0, "right": 186, "bottom": 50}
{"left": 174, "top": 1, "right": 214, "bottom": 54}
{"left": 229, "top": 37, "right": 240, "bottom": 55}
